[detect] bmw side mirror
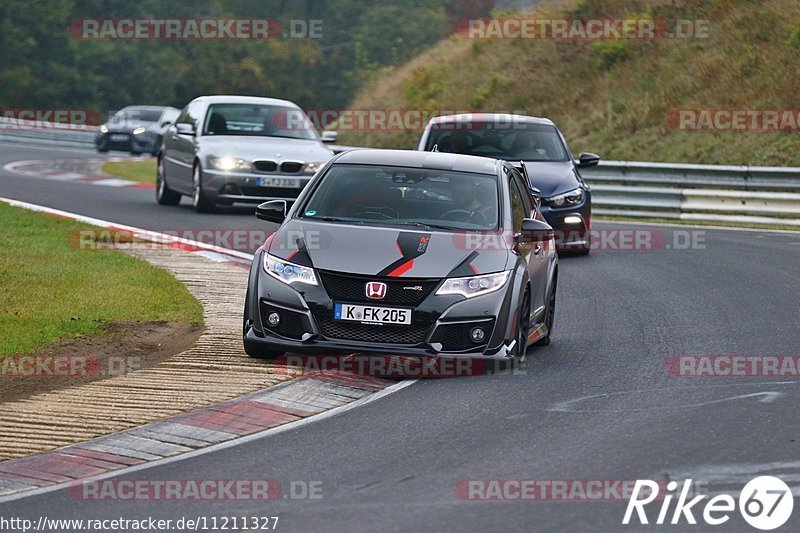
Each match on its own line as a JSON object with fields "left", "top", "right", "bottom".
{"left": 576, "top": 152, "right": 600, "bottom": 168}
{"left": 529, "top": 186, "right": 542, "bottom": 198}
{"left": 321, "top": 130, "right": 338, "bottom": 143}
{"left": 517, "top": 218, "right": 554, "bottom": 243}
{"left": 161, "top": 120, "right": 173, "bottom": 128}
{"left": 256, "top": 200, "right": 288, "bottom": 223}
{"left": 176, "top": 123, "right": 195, "bottom": 136}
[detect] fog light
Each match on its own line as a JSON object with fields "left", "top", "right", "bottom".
{"left": 267, "top": 312, "right": 281, "bottom": 327}
{"left": 470, "top": 327, "right": 486, "bottom": 343}
{"left": 564, "top": 215, "right": 582, "bottom": 224}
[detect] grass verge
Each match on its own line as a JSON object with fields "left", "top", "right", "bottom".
{"left": 101, "top": 159, "right": 157, "bottom": 184}
{"left": 0, "top": 202, "right": 203, "bottom": 356}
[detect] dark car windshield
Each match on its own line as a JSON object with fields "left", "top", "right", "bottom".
{"left": 425, "top": 122, "right": 570, "bottom": 162}
{"left": 113, "top": 108, "right": 163, "bottom": 123}
{"left": 202, "top": 103, "right": 318, "bottom": 140}
{"left": 300, "top": 164, "right": 499, "bottom": 231}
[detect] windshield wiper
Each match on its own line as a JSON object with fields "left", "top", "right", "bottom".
{"left": 395, "top": 221, "right": 456, "bottom": 231}
{"left": 317, "top": 216, "right": 363, "bottom": 224}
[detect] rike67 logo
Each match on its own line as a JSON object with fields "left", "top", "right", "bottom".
{"left": 623, "top": 476, "right": 793, "bottom": 530}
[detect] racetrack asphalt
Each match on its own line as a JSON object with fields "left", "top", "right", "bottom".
{"left": 1, "top": 142, "right": 799, "bottom": 532}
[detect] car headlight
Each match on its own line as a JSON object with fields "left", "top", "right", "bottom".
{"left": 303, "top": 161, "right": 326, "bottom": 175}
{"left": 208, "top": 156, "right": 253, "bottom": 172}
{"left": 132, "top": 127, "right": 146, "bottom": 135}
{"left": 100, "top": 125, "right": 108, "bottom": 133}
{"left": 435, "top": 271, "right": 510, "bottom": 298}
{"left": 263, "top": 253, "right": 317, "bottom": 286}
{"left": 545, "top": 188, "right": 584, "bottom": 208}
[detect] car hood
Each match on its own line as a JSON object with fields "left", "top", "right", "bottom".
{"left": 266, "top": 219, "right": 511, "bottom": 278}
{"left": 199, "top": 136, "right": 334, "bottom": 163}
{"left": 522, "top": 161, "right": 582, "bottom": 198}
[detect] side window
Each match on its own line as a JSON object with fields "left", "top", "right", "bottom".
{"left": 176, "top": 102, "right": 200, "bottom": 130}
{"left": 508, "top": 178, "right": 526, "bottom": 230}
{"left": 510, "top": 169, "right": 534, "bottom": 217}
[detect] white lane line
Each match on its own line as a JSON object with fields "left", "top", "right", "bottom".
{"left": 0, "top": 379, "right": 417, "bottom": 504}
{"left": 0, "top": 197, "right": 420, "bottom": 503}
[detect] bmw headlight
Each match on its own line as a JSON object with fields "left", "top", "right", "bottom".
{"left": 132, "top": 127, "right": 146, "bottom": 135}
{"left": 100, "top": 125, "right": 108, "bottom": 133}
{"left": 208, "top": 156, "right": 253, "bottom": 172}
{"left": 435, "top": 271, "right": 510, "bottom": 298}
{"left": 303, "top": 161, "right": 326, "bottom": 175}
{"left": 263, "top": 253, "right": 317, "bottom": 286}
{"left": 545, "top": 188, "right": 584, "bottom": 208}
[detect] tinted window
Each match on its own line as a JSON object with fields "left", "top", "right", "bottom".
{"left": 301, "top": 164, "right": 499, "bottom": 231}
{"left": 202, "top": 104, "right": 317, "bottom": 140}
{"left": 426, "top": 122, "right": 569, "bottom": 162}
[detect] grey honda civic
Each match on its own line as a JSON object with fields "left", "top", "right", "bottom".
{"left": 243, "top": 149, "right": 559, "bottom": 368}
{"left": 156, "top": 95, "right": 336, "bottom": 212}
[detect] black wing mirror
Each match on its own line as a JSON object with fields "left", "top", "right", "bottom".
{"left": 576, "top": 152, "right": 600, "bottom": 168}
{"left": 517, "top": 218, "right": 554, "bottom": 243}
{"left": 256, "top": 200, "right": 288, "bottom": 223}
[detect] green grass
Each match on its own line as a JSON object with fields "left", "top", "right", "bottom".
{"left": 101, "top": 160, "right": 157, "bottom": 184}
{"left": 339, "top": 0, "right": 800, "bottom": 166}
{"left": 0, "top": 203, "right": 203, "bottom": 356}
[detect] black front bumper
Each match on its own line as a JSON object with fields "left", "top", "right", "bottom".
{"left": 245, "top": 259, "right": 521, "bottom": 361}
{"left": 541, "top": 192, "right": 592, "bottom": 251}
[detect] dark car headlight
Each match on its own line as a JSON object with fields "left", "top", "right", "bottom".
{"left": 263, "top": 253, "right": 318, "bottom": 286}
{"left": 544, "top": 188, "right": 584, "bottom": 208}
{"left": 435, "top": 271, "right": 510, "bottom": 298}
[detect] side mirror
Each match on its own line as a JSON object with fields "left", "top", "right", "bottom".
{"left": 161, "top": 120, "right": 173, "bottom": 128}
{"left": 321, "top": 130, "right": 338, "bottom": 143}
{"left": 256, "top": 200, "right": 288, "bottom": 223}
{"left": 176, "top": 123, "right": 195, "bottom": 136}
{"left": 517, "top": 218, "right": 554, "bottom": 243}
{"left": 576, "top": 152, "right": 600, "bottom": 168}
{"left": 529, "top": 186, "right": 542, "bottom": 198}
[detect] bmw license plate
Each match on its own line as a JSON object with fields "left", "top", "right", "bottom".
{"left": 334, "top": 303, "right": 412, "bottom": 325}
{"left": 256, "top": 176, "right": 301, "bottom": 188}
{"left": 110, "top": 134, "right": 128, "bottom": 141}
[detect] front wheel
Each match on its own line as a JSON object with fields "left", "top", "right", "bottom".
{"left": 192, "top": 164, "right": 216, "bottom": 213}
{"left": 155, "top": 158, "right": 181, "bottom": 205}
{"left": 513, "top": 290, "right": 530, "bottom": 359}
{"left": 535, "top": 277, "right": 557, "bottom": 347}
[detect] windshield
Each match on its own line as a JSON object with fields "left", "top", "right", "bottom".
{"left": 425, "top": 122, "right": 570, "bottom": 162}
{"left": 112, "top": 108, "right": 162, "bottom": 124}
{"left": 202, "top": 103, "right": 318, "bottom": 140}
{"left": 300, "top": 164, "right": 499, "bottom": 231}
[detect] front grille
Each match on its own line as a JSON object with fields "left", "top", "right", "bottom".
{"left": 240, "top": 186, "right": 304, "bottom": 199}
{"left": 280, "top": 162, "right": 303, "bottom": 173}
{"left": 319, "top": 272, "right": 439, "bottom": 306}
{"left": 253, "top": 160, "right": 278, "bottom": 172}
{"left": 260, "top": 302, "right": 309, "bottom": 339}
{"left": 318, "top": 318, "right": 429, "bottom": 344}
{"left": 430, "top": 320, "right": 495, "bottom": 352}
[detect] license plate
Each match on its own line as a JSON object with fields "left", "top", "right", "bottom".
{"left": 256, "top": 176, "right": 302, "bottom": 188}
{"left": 110, "top": 134, "right": 128, "bottom": 141}
{"left": 334, "top": 303, "right": 412, "bottom": 325}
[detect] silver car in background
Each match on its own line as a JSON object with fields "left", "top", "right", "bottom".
{"left": 156, "top": 95, "right": 337, "bottom": 212}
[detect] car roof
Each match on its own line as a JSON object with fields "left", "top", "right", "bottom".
{"left": 333, "top": 149, "right": 502, "bottom": 175}
{"left": 192, "top": 95, "right": 301, "bottom": 108}
{"left": 119, "top": 106, "right": 167, "bottom": 112}
{"left": 428, "top": 113, "right": 555, "bottom": 127}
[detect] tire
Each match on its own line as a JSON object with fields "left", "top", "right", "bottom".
{"left": 514, "top": 289, "right": 530, "bottom": 359}
{"left": 191, "top": 163, "right": 216, "bottom": 213}
{"left": 242, "top": 289, "right": 284, "bottom": 360}
{"left": 535, "top": 277, "right": 557, "bottom": 347}
{"left": 155, "top": 157, "right": 181, "bottom": 206}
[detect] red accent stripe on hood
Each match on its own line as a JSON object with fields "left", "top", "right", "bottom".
{"left": 387, "top": 259, "right": 414, "bottom": 277}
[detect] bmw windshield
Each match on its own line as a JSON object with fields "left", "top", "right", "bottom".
{"left": 425, "top": 123, "right": 570, "bottom": 162}
{"left": 299, "top": 164, "right": 500, "bottom": 231}
{"left": 203, "top": 103, "right": 318, "bottom": 140}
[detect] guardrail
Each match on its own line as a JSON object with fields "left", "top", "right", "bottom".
{"left": 580, "top": 161, "right": 800, "bottom": 227}
{"left": 1, "top": 121, "right": 797, "bottom": 227}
